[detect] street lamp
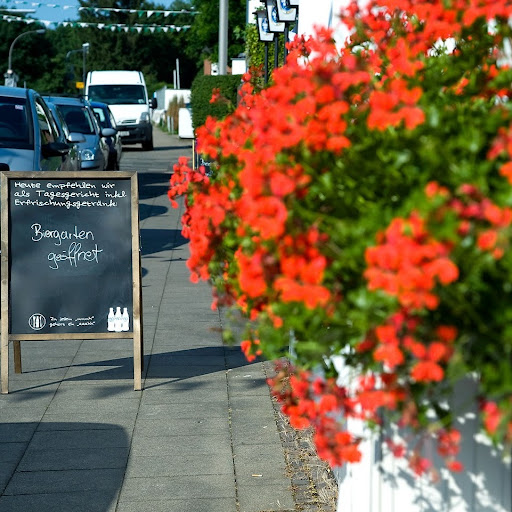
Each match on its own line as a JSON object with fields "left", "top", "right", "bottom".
{"left": 219, "top": 0, "right": 228, "bottom": 75}
{"left": 5, "top": 28, "right": 46, "bottom": 87}
{"left": 264, "top": 0, "right": 285, "bottom": 70}
{"left": 65, "top": 43, "right": 90, "bottom": 91}
{"left": 255, "top": 9, "right": 274, "bottom": 85}
{"left": 82, "top": 43, "right": 89, "bottom": 85}
{"left": 275, "top": 0, "right": 298, "bottom": 62}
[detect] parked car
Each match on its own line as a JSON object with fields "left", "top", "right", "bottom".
{"left": 43, "top": 95, "right": 115, "bottom": 171}
{"left": 0, "top": 86, "right": 72, "bottom": 172}
{"left": 45, "top": 99, "right": 83, "bottom": 172}
{"left": 90, "top": 101, "right": 122, "bottom": 170}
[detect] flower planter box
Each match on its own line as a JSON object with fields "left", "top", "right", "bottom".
{"left": 332, "top": 357, "right": 511, "bottom": 511}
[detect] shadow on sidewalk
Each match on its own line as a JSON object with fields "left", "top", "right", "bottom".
{"left": 151, "top": 144, "right": 192, "bottom": 152}
{"left": 124, "top": 144, "right": 191, "bottom": 153}
{"left": 139, "top": 203, "right": 168, "bottom": 221}
{"left": 140, "top": 228, "right": 188, "bottom": 257}
{"left": 11, "top": 347, "right": 256, "bottom": 393}
{"left": 0, "top": 422, "right": 128, "bottom": 512}
{"left": 138, "top": 171, "right": 171, "bottom": 201}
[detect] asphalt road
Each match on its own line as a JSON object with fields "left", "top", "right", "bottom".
{"left": 119, "top": 128, "right": 193, "bottom": 174}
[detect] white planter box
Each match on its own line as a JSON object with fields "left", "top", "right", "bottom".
{"left": 331, "top": 357, "right": 511, "bottom": 512}
{"left": 178, "top": 108, "right": 194, "bottom": 139}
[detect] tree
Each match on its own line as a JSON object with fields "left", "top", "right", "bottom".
{"left": 75, "top": 0, "right": 197, "bottom": 90}
{"left": 0, "top": 20, "right": 51, "bottom": 88}
{"left": 0, "top": 0, "right": 248, "bottom": 93}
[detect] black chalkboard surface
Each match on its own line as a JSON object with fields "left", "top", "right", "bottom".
{"left": 193, "top": 138, "right": 215, "bottom": 177}
{"left": 7, "top": 175, "right": 135, "bottom": 334}
{"left": 1, "top": 171, "right": 143, "bottom": 393}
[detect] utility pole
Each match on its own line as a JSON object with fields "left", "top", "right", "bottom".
{"left": 82, "top": 43, "right": 89, "bottom": 86}
{"left": 218, "top": 0, "right": 228, "bottom": 75}
{"left": 65, "top": 43, "right": 89, "bottom": 92}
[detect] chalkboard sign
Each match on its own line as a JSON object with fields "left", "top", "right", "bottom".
{"left": 0, "top": 171, "right": 142, "bottom": 393}
{"left": 192, "top": 138, "right": 215, "bottom": 177}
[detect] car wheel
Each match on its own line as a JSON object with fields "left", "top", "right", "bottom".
{"left": 142, "top": 138, "right": 153, "bottom": 151}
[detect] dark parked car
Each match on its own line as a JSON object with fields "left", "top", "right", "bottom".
{"left": 90, "top": 101, "right": 122, "bottom": 170}
{"left": 45, "top": 99, "right": 83, "bottom": 172}
{"left": 0, "top": 86, "right": 71, "bottom": 172}
{"left": 43, "top": 96, "right": 115, "bottom": 171}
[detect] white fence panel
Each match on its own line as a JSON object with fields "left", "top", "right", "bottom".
{"left": 332, "top": 357, "right": 511, "bottom": 512}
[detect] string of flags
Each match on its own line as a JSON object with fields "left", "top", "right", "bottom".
{"left": 2, "top": 1, "right": 198, "bottom": 17}
{"left": 1, "top": 12, "right": 191, "bottom": 31}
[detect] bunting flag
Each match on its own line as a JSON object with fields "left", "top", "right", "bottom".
{"left": 2, "top": 1, "right": 198, "bottom": 17}
{"left": 1, "top": 13, "right": 191, "bottom": 31}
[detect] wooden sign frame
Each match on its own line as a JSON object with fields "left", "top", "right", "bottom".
{"left": 0, "top": 171, "right": 143, "bottom": 393}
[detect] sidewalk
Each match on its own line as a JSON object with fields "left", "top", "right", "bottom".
{"left": 0, "top": 129, "right": 336, "bottom": 512}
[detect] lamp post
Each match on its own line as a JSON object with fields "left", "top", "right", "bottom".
{"left": 265, "top": 0, "right": 286, "bottom": 71}
{"left": 219, "top": 0, "right": 228, "bottom": 75}
{"left": 275, "top": 0, "right": 298, "bottom": 63}
{"left": 65, "top": 43, "right": 90, "bottom": 91}
{"left": 256, "top": 9, "right": 274, "bottom": 84}
{"left": 82, "top": 43, "right": 89, "bottom": 85}
{"left": 5, "top": 28, "right": 46, "bottom": 87}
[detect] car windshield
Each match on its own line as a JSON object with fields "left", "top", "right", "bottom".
{"left": 88, "top": 85, "right": 147, "bottom": 105}
{"left": 92, "top": 107, "right": 108, "bottom": 128}
{"left": 0, "top": 97, "right": 31, "bottom": 150}
{"left": 58, "top": 105, "right": 96, "bottom": 135}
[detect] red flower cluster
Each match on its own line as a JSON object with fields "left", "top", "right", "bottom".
{"left": 370, "top": 316, "right": 455, "bottom": 384}
{"left": 480, "top": 400, "right": 512, "bottom": 443}
{"left": 269, "top": 360, "right": 464, "bottom": 474}
{"left": 427, "top": 181, "right": 512, "bottom": 260}
{"left": 437, "top": 428, "right": 463, "bottom": 472}
{"left": 169, "top": 65, "right": 336, "bottom": 317}
{"left": 364, "top": 213, "right": 458, "bottom": 310}
{"left": 240, "top": 338, "right": 262, "bottom": 363}
{"left": 168, "top": 0, "right": 512, "bottom": 478}
{"left": 367, "top": 79, "right": 425, "bottom": 131}
{"left": 356, "top": 312, "right": 457, "bottom": 416}
{"left": 268, "top": 362, "right": 362, "bottom": 467}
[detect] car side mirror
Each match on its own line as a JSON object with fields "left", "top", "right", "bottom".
{"left": 42, "top": 141, "right": 70, "bottom": 158}
{"left": 101, "top": 128, "right": 116, "bottom": 137}
{"left": 150, "top": 97, "right": 157, "bottom": 109}
{"left": 68, "top": 132, "right": 86, "bottom": 143}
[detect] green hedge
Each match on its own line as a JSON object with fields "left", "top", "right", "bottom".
{"left": 190, "top": 74, "right": 243, "bottom": 130}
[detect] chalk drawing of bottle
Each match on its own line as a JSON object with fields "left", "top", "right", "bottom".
{"left": 107, "top": 307, "right": 115, "bottom": 331}
{"left": 114, "top": 306, "right": 122, "bottom": 332}
{"left": 121, "top": 307, "right": 129, "bottom": 332}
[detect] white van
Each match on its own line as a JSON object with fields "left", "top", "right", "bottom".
{"left": 85, "top": 70, "right": 157, "bottom": 151}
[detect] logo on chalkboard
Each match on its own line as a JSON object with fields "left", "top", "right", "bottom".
{"left": 108, "top": 307, "right": 130, "bottom": 332}
{"left": 28, "top": 313, "right": 46, "bottom": 330}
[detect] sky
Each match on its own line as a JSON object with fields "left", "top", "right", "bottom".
{"left": 4, "top": 0, "right": 94, "bottom": 25}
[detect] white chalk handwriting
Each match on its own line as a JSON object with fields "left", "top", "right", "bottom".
{"left": 31, "top": 223, "right": 94, "bottom": 247}
{"left": 47, "top": 242, "right": 103, "bottom": 270}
